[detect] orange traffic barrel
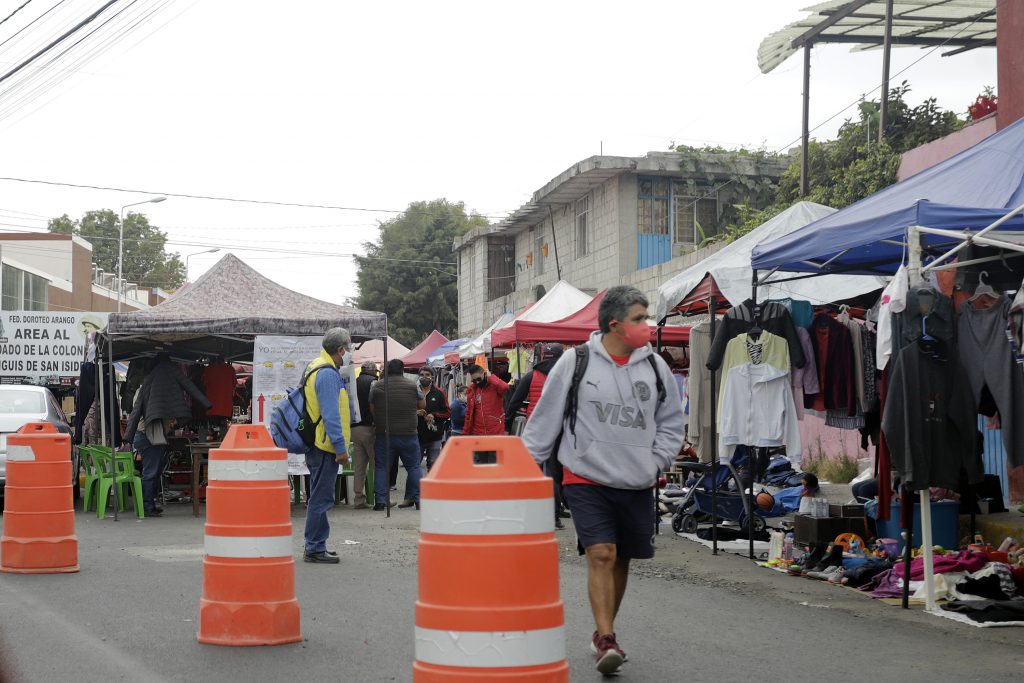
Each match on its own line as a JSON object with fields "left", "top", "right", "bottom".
{"left": 197, "top": 425, "right": 301, "bottom": 646}
{"left": 1, "top": 422, "right": 78, "bottom": 574}
{"left": 414, "top": 436, "right": 568, "bottom": 682}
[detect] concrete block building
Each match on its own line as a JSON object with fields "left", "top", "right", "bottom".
{"left": 455, "top": 151, "right": 788, "bottom": 336}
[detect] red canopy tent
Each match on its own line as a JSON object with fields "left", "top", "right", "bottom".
{"left": 491, "top": 289, "right": 689, "bottom": 347}
{"left": 398, "top": 330, "right": 448, "bottom": 369}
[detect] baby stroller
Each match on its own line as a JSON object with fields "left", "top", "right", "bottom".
{"left": 670, "top": 447, "right": 767, "bottom": 535}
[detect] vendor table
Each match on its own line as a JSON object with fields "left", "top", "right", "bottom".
{"left": 188, "top": 442, "right": 221, "bottom": 517}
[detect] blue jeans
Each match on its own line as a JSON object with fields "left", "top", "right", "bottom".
{"left": 133, "top": 431, "right": 167, "bottom": 513}
{"left": 374, "top": 434, "right": 421, "bottom": 505}
{"left": 304, "top": 448, "right": 339, "bottom": 554}
{"left": 421, "top": 439, "right": 442, "bottom": 472}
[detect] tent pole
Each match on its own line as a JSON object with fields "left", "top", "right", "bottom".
{"left": 906, "top": 226, "right": 937, "bottom": 611}
{"left": 749, "top": 270, "right": 758, "bottom": 561}
{"left": 98, "top": 335, "right": 107, "bottom": 448}
{"left": 878, "top": 0, "right": 894, "bottom": 141}
{"left": 109, "top": 337, "right": 119, "bottom": 522}
{"left": 800, "top": 43, "right": 812, "bottom": 197}
{"left": 709, "top": 293, "right": 719, "bottom": 556}
{"left": 383, "top": 319, "right": 391, "bottom": 520}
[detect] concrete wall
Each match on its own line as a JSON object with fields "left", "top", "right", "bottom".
{"left": 897, "top": 115, "right": 997, "bottom": 181}
{"left": 621, "top": 241, "right": 727, "bottom": 312}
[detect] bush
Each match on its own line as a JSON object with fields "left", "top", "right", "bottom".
{"left": 802, "top": 450, "right": 859, "bottom": 484}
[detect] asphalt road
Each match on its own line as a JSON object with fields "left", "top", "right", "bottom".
{"left": 2, "top": 497, "right": 1023, "bottom": 682}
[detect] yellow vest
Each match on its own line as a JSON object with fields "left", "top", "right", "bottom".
{"left": 303, "top": 349, "right": 351, "bottom": 454}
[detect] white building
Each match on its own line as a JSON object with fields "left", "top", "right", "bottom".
{"left": 455, "top": 151, "right": 789, "bottom": 336}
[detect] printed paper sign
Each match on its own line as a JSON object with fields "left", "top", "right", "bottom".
{"left": 0, "top": 311, "right": 109, "bottom": 384}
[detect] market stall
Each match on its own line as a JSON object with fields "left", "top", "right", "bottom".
{"left": 488, "top": 280, "right": 593, "bottom": 349}
{"left": 399, "top": 330, "right": 449, "bottom": 370}
{"left": 750, "top": 116, "right": 1024, "bottom": 614}
{"left": 351, "top": 337, "right": 410, "bottom": 366}
{"left": 96, "top": 254, "right": 388, "bottom": 519}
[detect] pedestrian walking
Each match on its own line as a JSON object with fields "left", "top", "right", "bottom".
{"left": 301, "top": 327, "right": 353, "bottom": 564}
{"left": 417, "top": 367, "right": 450, "bottom": 471}
{"left": 370, "top": 359, "right": 425, "bottom": 510}
{"left": 522, "top": 286, "right": 684, "bottom": 675}
{"left": 350, "top": 360, "right": 379, "bottom": 509}
{"left": 463, "top": 364, "right": 509, "bottom": 436}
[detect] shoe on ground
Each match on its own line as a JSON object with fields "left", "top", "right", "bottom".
{"left": 397, "top": 499, "right": 417, "bottom": 509}
{"left": 145, "top": 508, "right": 162, "bottom": 517}
{"left": 353, "top": 503, "right": 369, "bottom": 510}
{"left": 590, "top": 631, "right": 628, "bottom": 663}
{"left": 303, "top": 551, "right": 340, "bottom": 564}
{"left": 373, "top": 502, "right": 394, "bottom": 511}
{"left": 591, "top": 632, "right": 625, "bottom": 674}
{"left": 826, "top": 567, "right": 846, "bottom": 584}
{"left": 806, "top": 565, "right": 838, "bottom": 580}
{"left": 555, "top": 518, "right": 565, "bottom": 530}
{"left": 557, "top": 509, "right": 572, "bottom": 519}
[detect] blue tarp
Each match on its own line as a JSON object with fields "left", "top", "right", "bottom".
{"left": 752, "top": 117, "right": 1024, "bottom": 275}
{"left": 426, "top": 338, "right": 471, "bottom": 365}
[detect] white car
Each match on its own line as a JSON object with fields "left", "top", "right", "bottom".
{"left": 0, "top": 385, "right": 78, "bottom": 502}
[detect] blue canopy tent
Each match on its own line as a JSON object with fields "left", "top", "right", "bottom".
{"left": 752, "top": 117, "right": 1024, "bottom": 276}
{"left": 749, "top": 117, "right": 1024, "bottom": 615}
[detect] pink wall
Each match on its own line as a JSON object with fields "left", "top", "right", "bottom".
{"left": 798, "top": 413, "right": 868, "bottom": 463}
{"left": 897, "top": 116, "right": 997, "bottom": 181}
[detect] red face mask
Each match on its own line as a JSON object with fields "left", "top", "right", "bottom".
{"left": 614, "top": 320, "right": 650, "bottom": 349}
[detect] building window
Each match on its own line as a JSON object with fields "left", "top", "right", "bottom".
{"left": 637, "top": 176, "right": 720, "bottom": 246}
{"left": 486, "top": 236, "right": 515, "bottom": 301}
{"left": 0, "top": 265, "right": 48, "bottom": 311}
{"left": 575, "top": 196, "right": 589, "bottom": 258}
{"left": 1, "top": 265, "right": 18, "bottom": 310}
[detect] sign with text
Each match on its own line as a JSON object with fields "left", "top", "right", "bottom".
{"left": 0, "top": 311, "right": 109, "bottom": 383}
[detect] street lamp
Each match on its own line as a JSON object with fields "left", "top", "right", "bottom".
{"left": 118, "top": 196, "right": 166, "bottom": 312}
{"left": 186, "top": 248, "right": 221, "bottom": 280}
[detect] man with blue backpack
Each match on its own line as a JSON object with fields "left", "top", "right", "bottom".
{"left": 301, "top": 327, "right": 353, "bottom": 564}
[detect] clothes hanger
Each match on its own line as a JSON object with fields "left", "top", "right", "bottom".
{"left": 748, "top": 302, "right": 763, "bottom": 340}
{"left": 968, "top": 271, "right": 998, "bottom": 304}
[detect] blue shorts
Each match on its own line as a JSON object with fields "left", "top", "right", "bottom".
{"left": 563, "top": 484, "right": 656, "bottom": 560}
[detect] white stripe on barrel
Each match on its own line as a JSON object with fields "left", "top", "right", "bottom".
{"left": 415, "top": 626, "right": 566, "bottom": 668}
{"left": 204, "top": 534, "right": 292, "bottom": 558}
{"left": 419, "top": 498, "right": 554, "bottom": 536}
{"left": 208, "top": 459, "right": 289, "bottom": 481}
{"left": 6, "top": 444, "right": 36, "bottom": 461}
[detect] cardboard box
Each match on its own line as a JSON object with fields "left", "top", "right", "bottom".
{"left": 794, "top": 514, "right": 870, "bottom": 546}
{"left": 829, "top": 503, "right": 866, "bottom": 518}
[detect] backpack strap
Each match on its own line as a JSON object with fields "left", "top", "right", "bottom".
{"left": 646, "top": 354, "right": 667, "bottom": 404}
{"left": 563, "top": 346, "right": 590, "bottom": 446}
{"left": 300, "top": 362, "right": 337, "bottom": 429}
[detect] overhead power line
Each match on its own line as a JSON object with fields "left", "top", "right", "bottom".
{"left": 0, "top": 0, "right": 119, "bottom": 87}
{"left": 0, "top": 0, "right": 35, "bottom": 29}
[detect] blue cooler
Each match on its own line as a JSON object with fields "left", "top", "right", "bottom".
{"left": 874, "top": 499, "right": 960, "bottom": 551}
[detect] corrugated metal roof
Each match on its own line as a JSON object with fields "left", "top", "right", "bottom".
{"left": 758, "top": 0, "right": 996, "bottom": 73}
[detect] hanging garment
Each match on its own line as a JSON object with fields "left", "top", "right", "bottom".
{"left": 860, "top": 325, "right": 878, "bottom": 412}
{"left": 203, "top": 361, "right": 238, "bottom": 418}
{"left": 958, "top": 295, "right": 1024, "bottom": 467}
{"left": 875, "top": 265, "right": 908, "bottom": 371}
{"left": 718, "top": 330, "right": 789, "bottom": 416}
{"left": 1008, "top": 287, "right": 1024, "bottom": 364}
{"left": 687, "top": 321, "right": 719, "bottom": 464}
{"left": 771, "top": 297, "right": 814, "bottom": 329}
{"left": 893, "top": 285, "right": 955, "bottom": 350}
{"left": 790, "top": 327, "right": 819, "bottom": 421}
{"left": 718, "top": 362, "right": 802, "bottom": 462}
{"left": 707, "top": 300, "right": 805, "bottom": 371}
{"left": 74, "top": 361, "right": 96, "bottom": 444}
{"left": 837, "top": 312, "right": 866, "bottom": 412}
{"left": 882, "top": 343, "right": 981, "bottom": 490}
{"left": 806, "top": 315, "right": 856, "bottom": 415}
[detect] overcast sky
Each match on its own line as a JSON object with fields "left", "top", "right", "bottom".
{"left": 0, "top": 0, "right": 997, "bottom": 304}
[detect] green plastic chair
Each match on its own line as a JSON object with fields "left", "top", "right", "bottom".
{"left": 82, "top": 445, "right": 144, "bottom": 518}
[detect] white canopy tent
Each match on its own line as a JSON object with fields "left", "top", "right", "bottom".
{"left": 655, "top": 202, "right": 889, "bottom": 320}
{"left": 489, "top": 280, "right": 593, "bottom": 349}
{"left": 458, "top": 312, "right": 515, "bottom": 359}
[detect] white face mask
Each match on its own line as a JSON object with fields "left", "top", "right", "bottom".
{"left": 341, "top": 351, "right": 353, "bottom": 366}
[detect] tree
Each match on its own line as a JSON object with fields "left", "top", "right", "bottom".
{"left": 48, "top": 209, "right": 186, "bottom": 289}
{"left": 719, "top": 82, "right": 964, "bottom": 241}
{"left": 354, "top": 200, "right": 485, "bottom": 347}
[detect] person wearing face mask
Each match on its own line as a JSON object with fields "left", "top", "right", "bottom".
{"left": 463, "top": 363, "right": 509, "bottom": 436}
{"left": 416, "top": 367, "right": 451, "bottom": 472}
{"left": 521, "top": 285, "right": 684, "bottom": 675}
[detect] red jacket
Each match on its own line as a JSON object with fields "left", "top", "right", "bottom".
{"left": 464, "top": 374, "right": 510, "bottom": 435}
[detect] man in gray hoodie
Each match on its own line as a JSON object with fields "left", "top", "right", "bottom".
{"left": 522, "top": 285, "right": 684, "bottom": 675}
